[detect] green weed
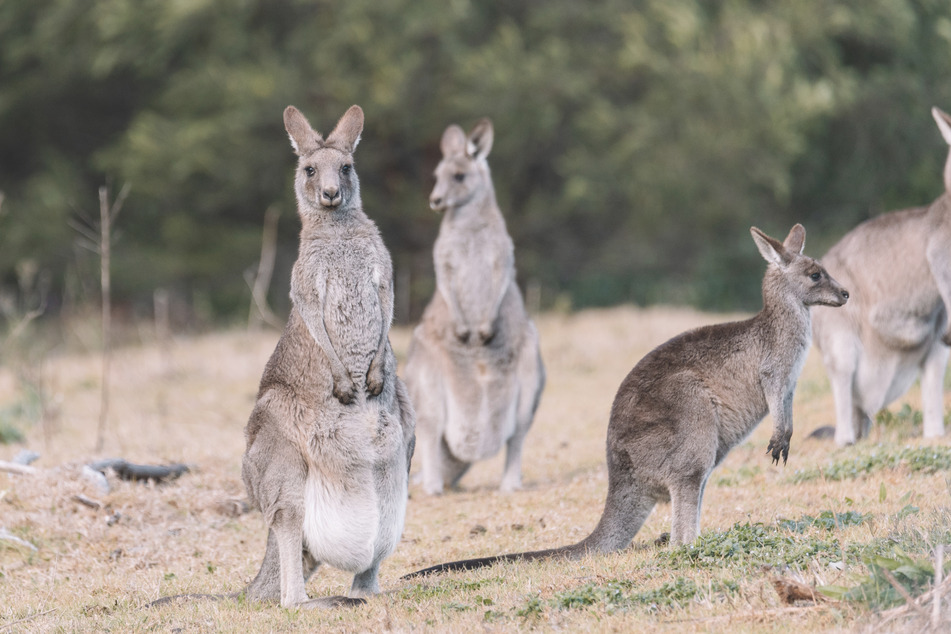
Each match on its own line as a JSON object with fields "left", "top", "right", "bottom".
{"left": 820, "top": 550, "right": 950, "bottom": 609}
{"left": 778, "top": 510, "right": 868, "bottom": 533}
{"left": 790, "top": 445, "right": 951, "bottom": 483}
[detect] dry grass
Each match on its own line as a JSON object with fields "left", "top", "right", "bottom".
{"left": 1, "top": 305, "right": 950, "bottom": 632}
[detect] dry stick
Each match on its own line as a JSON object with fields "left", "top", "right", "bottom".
{"left": 0, "top": 608, "right": 55, "bottom": 632}
{"left": 880, "top": 575, "right": 951, "bottom": 625}
{"left": 0, "top": 460, "right": 37, "bottom": 475}
{"left": 94, "top": 183, "right": 130, "bottom": 453}
{"left": 934, "top": 545, "right": 945, "bottom": 631}
{"left": 880, "top": 568, "right": 930, "bottom": 620}
{"left": 247, "top": 205, "right": 281, "bottom": 330}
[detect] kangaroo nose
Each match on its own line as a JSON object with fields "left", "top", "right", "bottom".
{"left": 429, "top": 196, "right": 442, "bottom": 210}
{"left": 322, "top": 188, "right": 339, "bottom": 204}
{"left": 841, "top": 289, "right": 849, "bottom": 300}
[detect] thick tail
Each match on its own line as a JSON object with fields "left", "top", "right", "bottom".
{"left": 401, "top": 543, "right": 590, "bottom": 579}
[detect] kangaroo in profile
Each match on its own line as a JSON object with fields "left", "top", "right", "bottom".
{"left": 403, "top": 225, "right": 848, "bottom": 578}
{"left": 240, "top": 105, "right": 415, "bottom": 608}
{"left": 813, "top": 107, "right": 951, "bottom": 446}
{"left": 403, "top": 119, "right": 545, "bottom": 495}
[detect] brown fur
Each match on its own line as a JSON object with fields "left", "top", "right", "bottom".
{"left": 404, "top": 224, "right": 848, "bottom": 578}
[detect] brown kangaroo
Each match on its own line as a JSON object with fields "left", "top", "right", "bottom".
{"left": 403, "top": 224, "right": 848, "bottom": 578}
{"left": 240, "top": 105, "right": 415, "bottom": 607}
{"left": 812, "top": 106, "right": 951, "bottom": 445}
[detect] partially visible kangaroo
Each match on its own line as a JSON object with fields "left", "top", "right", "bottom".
{"left": 240, "top": 105, "right": 415, "bottom": 607}
{"left": 403, "top": 224, "right": 848, "bottom": 578}
{"left": 403, "top": 119, "right": 545, "bottom": 495}
{"left": 812, "top": 106, "right": 951, "bottom": 446}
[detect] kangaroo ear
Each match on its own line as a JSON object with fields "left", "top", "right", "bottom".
{"left": 933, "top": 107, "right": 951, "bottom": 145}
{"left": 751, "top": 227, "right": 787, "bottom": 266}
{"left": 933, "top": 107, "right": 951, "bottom": 193}
{"left": 782, "top": 223, "right": 806, "bottom": 255}
{"left": 284, "top": 106, "right": 322, "bottom": 156}
{"left": 326, "top": 105, "right": 364, "bottom": 153}
{"left": 467, "top": 118, "right": 494, "bottom": 160}
{"left": 440, "top": 124, "right": 466, "bottom": 157}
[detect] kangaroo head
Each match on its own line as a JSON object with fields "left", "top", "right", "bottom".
{"left": 751, "top": 224, "right": 849, "bottom": 308}
{"left": 932, "top": 106, "right": 951, "bottom": 194}
{"left": 284, "top": 105, "right": 364, "bottom": 212}
{"left": 429, "top": 118, "right": 494, "bottom": 213}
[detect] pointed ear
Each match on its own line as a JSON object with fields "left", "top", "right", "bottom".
{"left": 782, "top": 223, "right": 806, "bottom": 255}
{"left": 933, "top": 107, "right": 951, "bottom": 145}
{"left": 933, "top": 107, "right": 951, "bottom": 193}
{"left": 440, "top": 124, "right": 466, "bottom": 157}
{"left": 326, "top": 105, "right": 364, "bottom": 153}
{"left": 283, "top": 106, "right": 321, "bottom": 156}
{"left": 751, "top": 226, "right": 787, "bottom": 266}
{"left": 466, "top": 118, "right": 494, "bottom": 160}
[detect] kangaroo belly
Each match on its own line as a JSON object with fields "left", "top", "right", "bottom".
{"left": 302, "top": 399, "right": 408, "bottom": 572}
{"left": 443, "top": 354, "right": 519, "bottom": 462}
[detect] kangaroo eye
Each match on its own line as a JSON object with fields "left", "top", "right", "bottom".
{"left": 453, "top": 173, "right": 465, "bottom": 183}
{"left": 341, "top": 164, "right": 352, "bottom": 175}
{"left": 304, "top": 166, "right": 316, "bottom": 177}
{"left": 810, "top": 272, "right": 821, "bottom": 282}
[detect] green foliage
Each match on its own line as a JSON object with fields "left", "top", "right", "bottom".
{"left": 820, "top": 550, "right": 950, "bottom": 610}
{"left": 550, "top": 576, "right": 737, "bottom": 613}
{"left": 790, "top": 445, "right": 951, "bottom": 483}
{"left": 778, "top": 510, "right": 868, "bottom": 533}
{"left": 664, "top": 522, "right": 843, "bottom": 570}
{"left": 3, "top": 0, "right": 951, "bottom": 321}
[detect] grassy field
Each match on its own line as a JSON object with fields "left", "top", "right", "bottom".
{"left": 1, "top": 305, "right": 950, "bottom": 632}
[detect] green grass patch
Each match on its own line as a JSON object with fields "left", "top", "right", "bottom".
{"left": 778, "top": 510, "right": 868, "bottom": 533}
{"left": 663, "top": 522, "right": 843, "bottom": 570}
{"left": 547, "top": 576, "right": 739, "bottom": 613}
{"left": 790, "top": 445, "right": 951, "bottom": 483}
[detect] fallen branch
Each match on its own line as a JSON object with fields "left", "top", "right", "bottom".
{"left": 90, "top": 458, "right": 189, "bottom": 484}
{"left": 0, "top": 460, "right": 37, "bottom": 476}
{"left": 72, "top": 494, "right": 104, "bottom": 510}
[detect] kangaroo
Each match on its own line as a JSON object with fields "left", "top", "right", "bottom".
{"left": 239, "top": 105, "right": 415, "bottom": 607}
{"left": 812, "top": 107, "right": 951, "bottom": 446}
{"left": 402, "top": 119, "right": 545, "bottom": 495}
{"left": 403, "top": 224, "right": 848, "bottom": 578}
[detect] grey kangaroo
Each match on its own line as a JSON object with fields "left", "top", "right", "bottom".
{"left": 241, "top": 105, "right": 415, "bottom": 607}
{"left": 813, "top": 106, "right": 951, "bottom": 446}
{"left": 403, "top": 224, "right": 848, "bottom": 578}
{"left": 403, "top": 119, "right": 545, "bottom": 494}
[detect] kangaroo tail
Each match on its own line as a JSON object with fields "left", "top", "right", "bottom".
{"left": 401, "top": 543, "right": 590, "bottom": 579}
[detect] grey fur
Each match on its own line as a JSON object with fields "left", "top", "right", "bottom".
{"left": 403, "top": 119, "right": 545, "bottom": 494}
{"left": 241, "top": 105, "right": 415, "bottom": 608}
{"left": 404, "top": 224, "right": 848, "bottom": 578}
{"left": 812, "top": 106, "right": 951, "bottom": 445}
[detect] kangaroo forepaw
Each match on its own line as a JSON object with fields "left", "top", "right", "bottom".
{"left": 366, "top": 368, "right": 384, "bottom": 397}
{"left": 766, "top": 437, "right": 790, "bottom": 465}
{"left": 942, "top": 330, "right": 951, "bottom": 347}
{"left": 477, "top": 325, "right": 495, "bottom": 345}
{"left": 454, "top": 326, "right": 471, "bottom": 344}
{"left": 333, "top": 379, "right": 358, "bottom": 405}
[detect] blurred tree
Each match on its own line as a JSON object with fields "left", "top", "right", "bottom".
{"left": 1, "top": 0, "right": 950, "bottom": 332}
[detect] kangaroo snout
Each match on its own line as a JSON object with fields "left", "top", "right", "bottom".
{"left": 321, "top": 187, "right": 341, "bottom": 207}
{"left": 429, "top": 194, "right": 446, "bottom": 212}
